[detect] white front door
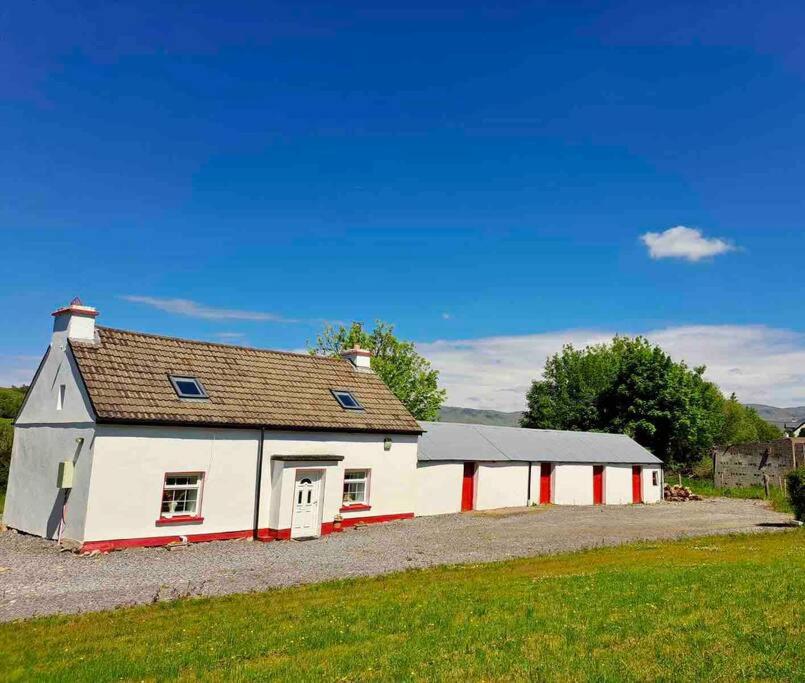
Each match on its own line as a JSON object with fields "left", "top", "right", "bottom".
{"left": 291, "top": 471, "right": 322, "bottom": 539}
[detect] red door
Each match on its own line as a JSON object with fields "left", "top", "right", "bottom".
{"left": 593, "top": 465, "right": 604, "bottom": 505}
{"left": 461, "top": 462, "right": 476, "bottom": 511}
{"left": 539, "top": 463, "right": 552, "bottom": 504}
{"left": 632, "top": 466, "right": 643, "bottom": 503}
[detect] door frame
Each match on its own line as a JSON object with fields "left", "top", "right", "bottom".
{"left": 290, "top": 468, "right": 325, "bottom": 539}
{"left": 632, "top": 466, "right": 643, "bottom": 504}
{"left": 461, "top": 462, "right": 476, "bottom": 511}
{"left": 593, "top": 465, "right": 604, "bottom": 505}
{"left": 539, "top": 463, "right": 553, "bottom": 504}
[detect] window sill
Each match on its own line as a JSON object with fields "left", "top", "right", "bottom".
{"left": 155, "top": 516, "right": 204, "bottom": 526}
{"left": 340, "top": 504, "right": 372, "bottom": 513}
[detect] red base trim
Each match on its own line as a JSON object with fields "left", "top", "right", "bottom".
{"left": 81, "top": 528, "right": 253, "bottom": 553}
{"left": 340, "top": 503, "right": 372, "bottom": 513}
{"left": 155, "top": 516, "right": 204, "bottom": 527}
{"left": 80, "top": 512, "right": 415, "bottom": 553}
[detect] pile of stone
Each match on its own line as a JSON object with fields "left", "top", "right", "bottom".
{"left": 664, "top": 484, "right": 702, "bottom": 502}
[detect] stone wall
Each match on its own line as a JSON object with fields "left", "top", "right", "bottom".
{"left": 714, "top": 438, "right": 805, "bottom": 489}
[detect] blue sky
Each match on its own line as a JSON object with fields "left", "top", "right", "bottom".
{"left": 2, "top": 1, "right": 805, "bottom": 409}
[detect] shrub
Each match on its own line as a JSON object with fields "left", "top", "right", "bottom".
{"left": 786, "top": 467, "right": 805, "bottom": 521}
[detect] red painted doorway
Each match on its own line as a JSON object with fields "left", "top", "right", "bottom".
{"left": 539, "top": 463, "right": 552, "bottom": 504}
{"left": 593, "top": 465, "right": 604, "bottom": 505}
{"left": 632, "top": 466, "right": 643, "bottom": 503}
{"left": 461, "top": 462, "right": 476, "bottom": 511}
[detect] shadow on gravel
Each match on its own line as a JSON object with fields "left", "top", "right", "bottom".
{"left": 756, "top": 522, "right": 800, "bottom": 528}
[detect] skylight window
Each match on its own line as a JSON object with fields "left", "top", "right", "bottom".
{"left": 331, "top": 389, "right": 363, "bottom": 410}
{"left": 169, "top": 375, "right": 208, "bottom": 399}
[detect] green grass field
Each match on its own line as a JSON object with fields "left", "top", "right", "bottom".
{"left": 677, "top": 475, "right": 793, "bottom": 514}
{"left": 0, "top": 531, "right": 802, "bottom": 682}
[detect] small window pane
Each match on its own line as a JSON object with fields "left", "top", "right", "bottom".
{"left": 332, "top": 390, "right": 362, "bottom": 410}
{"left": 176, "top": 380, "right": 202, "bottom": 396}
{"left": 170, "top": 376, "right": 208, "bottom": 399}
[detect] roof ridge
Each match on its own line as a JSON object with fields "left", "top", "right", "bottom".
{"left": 420, "top": 421, "right": 630, "bottom": 438}
{"left": 95, "top": 326, "right": 346, "bottom": 363}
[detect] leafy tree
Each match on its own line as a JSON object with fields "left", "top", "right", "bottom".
{"left": 718, "top": 394, "right": 781, "bottom": 444}
{"left": 309, "top": 321, "right": 446, "bottom": 421}
{"left": 521, "top": 336, "right": 763, "bottom": 466}
{"left": 0, "top": 386, "right": 26, "bottom": 420}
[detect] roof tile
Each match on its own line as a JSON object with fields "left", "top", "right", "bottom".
{"left": 70, "top": 327, "right": 421, "bottom": 433}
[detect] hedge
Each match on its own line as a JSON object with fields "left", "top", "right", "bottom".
{"left": 786, "top": 467, "right": 805, "bottom": 522}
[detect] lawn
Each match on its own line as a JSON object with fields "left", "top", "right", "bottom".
{"left": 678, "top": 475, "right": 793, "bottom": 514}
{"left": 0, "top": 532, "right": 802, "bottom": 681}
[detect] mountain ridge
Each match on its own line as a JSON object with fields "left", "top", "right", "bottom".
{"left": 439, "top": 404, "right": 805, "bottom": 431}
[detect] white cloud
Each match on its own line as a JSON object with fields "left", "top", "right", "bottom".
{"left": 441, "top": 312, "right": 452, "bottom": 320}
{"left": 640, "top": 226, "right": 736, "bottom": 262}
{"left": 121, "top": 296, "right": 302, "bottom": 322}
{"left": 418, "top": 325, "right": 805, "bottom": 412}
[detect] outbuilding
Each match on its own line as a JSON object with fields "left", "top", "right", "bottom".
{"left": 414, "top": 421, "right": 663, "bottom": 516}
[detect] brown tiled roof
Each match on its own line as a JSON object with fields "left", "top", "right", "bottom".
{"left": 69, "top": 327, "right": 422, "bottom": 433}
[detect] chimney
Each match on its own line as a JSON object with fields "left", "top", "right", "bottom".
{"left": 341, "top": 344, "right": 372, "bottom": 371}
{"left": 52, "top": 297, "right": 98, "bottom": 345}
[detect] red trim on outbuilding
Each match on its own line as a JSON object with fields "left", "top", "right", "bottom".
{"left": 593, "top": 465, "right": 604, "bottom": 505}
{"left": 632, "top": 466, "right": 643, "bottom": 503}
{"left": 539, "top": 463, "right": 552, "bottom": 504}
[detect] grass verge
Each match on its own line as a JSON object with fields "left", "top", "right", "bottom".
{"left": 0, "top": 531, "right": 803, "bottom": 681}
{"left": 678, "top": 476, "right": 793, "bottom": 514}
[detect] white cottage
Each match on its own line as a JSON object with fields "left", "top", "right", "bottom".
{"left": 5, "top": 301, "right": 664, "bottom": 552}
{"left": 4, "top": 300, "right": 422, "bottom": 551}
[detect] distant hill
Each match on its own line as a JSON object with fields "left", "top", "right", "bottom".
{"left": 438, "top": 406, "right": 523, "bottom": 427}
{"left": 745, "top": 404, "right": 805, "bottom": 430}
{"left": 439, "top": 403, "right": 805, "bottom": 433}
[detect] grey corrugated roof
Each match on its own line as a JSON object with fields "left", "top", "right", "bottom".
{"left": 417, "top": 421, "right": 662, "bottom": 465}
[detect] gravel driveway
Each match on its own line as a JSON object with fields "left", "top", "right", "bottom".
{"left": 0, "top": 498, "right": 793, "bottom": 622}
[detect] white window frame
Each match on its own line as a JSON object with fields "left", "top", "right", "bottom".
{"left": 169, "top": 375, "right": 208, "bottom": 399}
{"left": 342, "top": 469, "right": 371, "bottom": 507}
{"left": 160, "top": 472, "right": 204, "bottom": 519}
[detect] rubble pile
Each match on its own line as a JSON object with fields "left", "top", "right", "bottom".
{"left": 664, "top": 484, "right": 702, "bottom": 502}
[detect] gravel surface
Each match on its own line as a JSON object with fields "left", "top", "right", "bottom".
{"left": 0, "top": 498, "right": 793, "bottom": 622}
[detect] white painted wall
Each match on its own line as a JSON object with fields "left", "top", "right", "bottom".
{"left": 642, "top": 466, "right": 662, "bottom": 503}
{"left": 15, "top": 346, "right": 94, "bottom": 426}
{"left": 260, "top": 431, "right": 418, "bottom": 531}
{"left": 82, "top": 426, "right": 418, "bottom": 542}
{"left": 475, "top": 462, "right": 529, "bottom": 510}
{"left": 553, "top": 464, "right": 594, "bottom": 505}
{"left": 414, "top": 461, "right": 464, "bottom": 516}
{"left": 604, "top": 465, "right": 633, "bottom": 505}
{"left": 5, "top": 342, "right": 97, "bottom": 540}
{"left": 3, "top": 426, "right": 94, "bottom": 540}
{"left": 84, "top": 425, "right": 261, "bottom": 542}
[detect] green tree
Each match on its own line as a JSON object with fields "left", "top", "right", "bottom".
{"left": 0, "top": 386, "right": 26, "bottom": 419}
{"left": 308, "top": 321, "right": 446, "bottom": 421}
{"left": 718, "top": 394, "right": 781, "bottom": 444}
{"left": 522, "top": 336, "right": 738, "bottom": 466}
